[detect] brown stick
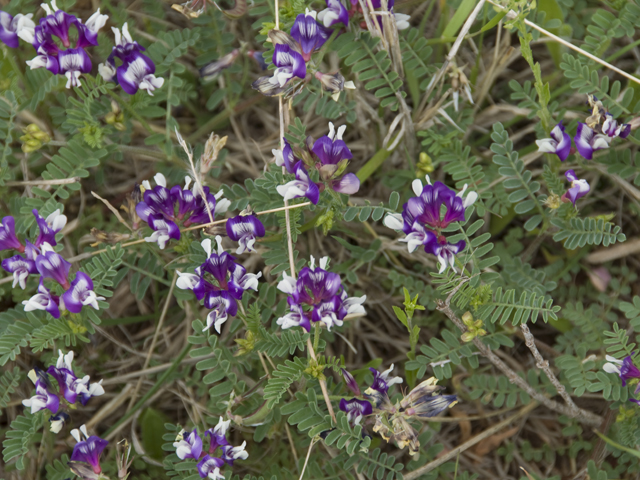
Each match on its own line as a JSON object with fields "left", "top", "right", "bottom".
{"left": 437, "top": 279, "right": 602, "bottom": 426}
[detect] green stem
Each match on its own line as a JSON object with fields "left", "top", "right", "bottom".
{"left": 119, "top": 260, "right": 172, "bottom": 286}
{"left": 103, "top": 342, "right": 192, "bottom": 437}
{"left": 165, "top": 70, "right": 174, "bottom": 156}
{"left": 313, "top": 322, "right": 321, "bottom": 353}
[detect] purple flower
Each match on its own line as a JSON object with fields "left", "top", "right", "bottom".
{"left": 137, "top": 173, "right": 175, "bottom": 221}
{"left": 197, "top": 455, "right": 225, "bottom": 480}
{"left": 22, "top": 278, "right": 61, "bottom": 318}
{"left": 173, "top": 429, "right": 203, "bottom": 460}
{"left": 47, "top": 350, "right": 105, "bottom": 405}
{"left": 185, "top": 187, "right": 226, "bottom": 226}
{"left": 70, "top": 425, "right": 109, "bottom": 475}
{"left": 0, "top": 11, "right": 35, "bottom": 48}
{"left": 99, "top": 23, "right": 164, "bottom": 96}
{"left": 22, "top": 374, "right": 60, "bottom": 414}
{"left": 561, "top": 170, "right": 590, "bottom": 206}
{"left": 602, "top": 113, "right": 631, "bottom": 140}
{"left": 311, "top": 123, "right": 360, "bottom": 194}
{"left": 341, "top": 368, "right": 361, "bottom": 396}
{"left": 145, "top": 215, "right": 181, "bottom": 250}
{"left": 270, "top": 44, "right": 307, "bottom": 87}
{"left": 58, "top": 47, "right": 92, "bottom": 88}
{"left": 221, "top": 441, "right": 249, "bottom": 466}
{"left": 368, "top": 364, "right": 402, "bottom": 395}
{"left": 2, "top": 254, "right": 37, "bottom": 289}
{"left": 535, "top": 122, "right": 572, "bottom": 161}
{"left": 26, "top": 2, "right": 108, "bottom": 89}
{"left": 226, "top": 215, "right": 265, "bottom": 254}
{"left": 171, "top": 178, "right": 198, "bottom": 220}
{"left": 318, "top": 0, "right": 349, "bottom": 27}
{"left": 604, "top": 355, "right": 640, "bottom": 394}
{"left": 204, "top": 417, "right": 230, "bottom": 454}
{"left": 574, "top": 122, "right": 609, "bottom": 160}
{"left": 311, "top": 122, "right": 353, "bottom": 166}
{"left": 35, "top": 243, "right": 71, "bottom": 288}
{"left": 276, "top": 255, "right": 365, "bottom": 331}
{"left": 33, "top": 208, "right": 67, "bottom": 247}
{"left": 0, "top": 216, "right": 24, "bottom": 252}
{"left": 49, "top": 411, "right": 70, "bottom": 433}
{"left": 383, "top": 175, "right": 476, "bottom": 268}
{"left": 62, "top": 272, "right": 105, "bottom": 313}
{"left": 276, "top": 161, "right": 320, "bottom": 205}
{"left": 403, "top": 394, "right": 458, "bottom": 417}
{"left": 339, "top": 398, "right": 372, "bottom": 425}
{"left": 176, "top": 237, "right": 261, "bottom": 333}
{"left": 425, "top": 237, "right": 466, "bottom": 274}
{"left": 291, "top": 9, "right": 329, "bottom": 61}
{"left": 273, "top": 138, "right": 298, "bottom": 174}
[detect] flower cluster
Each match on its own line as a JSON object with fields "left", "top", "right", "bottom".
{"left": 135, "top": 173, "right": 230, "bottom": 250}
{"left": 172, "top": 417, "right": 248, "bottom": 479}
{"left": 604, "top": 355, "right": 640, "bottom": 405}
{"left": 338, "top": 365, "right": 457, "bottom": 455}
{"left": 1, "top": 2, "right": 164, "bottom": 96}
{"left": 68, "top": 425, "right": 109, "bottom": 477}
{"left": 99, "top": 22, "right": 164, "bottom": 96}
{"left": 276, "top": 255, "right": 365, "bottom": 332}
{"left": 21, "top": 1, "right": 108, "bottom": 88}
{"left": 1, "top": 211, "right": 104, "bottom": 318}
{"left": 252, "top": 6, "right": 359, "bottom": 99}
{"left": 23, "top": 351, "right": 104, "bottom": 431}
{"left": 383, "top": 175, "right": 478, "bottom": 273}
{"left": 176, "top": 237, "right": 261, "bottom": 333}
{"left": 274, "top": 122, "right": 360, "bottom": 205}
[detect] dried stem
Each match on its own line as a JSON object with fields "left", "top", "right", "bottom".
{"left": 436, "top": 280, "right": 602, "bottom": 426}
{"left": 404, "top": 401, "right": 539, "bottom": 479}
{"left": 520, "top": 323, "right": 581, "bottom": 417}
{"left": 4, "top": 177, "right": 81, "bottom": 186}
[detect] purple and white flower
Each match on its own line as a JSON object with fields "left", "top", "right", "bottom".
{"left": 339, "top": 398, "right": 372, "bottom": 425}
{"left": 204, "top": 417, "right": 230, "bottom": 454}
{"left": 425, "top": 238, "right": 466, "bottom": 274}
{"left": 309, "top": 122, "right": 360, "bottom": 195}
{"left": 561, "top": 170, "right": 590, "bottom": 206}
{"left": 174, "top": 429, "right": 203, "bottom": 460}
{"left": 315, "top": 71, "right": 356, "bottom": 101}
{"left": 145, "top": 214, "right": 181, "bottom": 249}
{"left": 49, "top": 411, "right": 70, "bottom": 433}
{"left": 291, "top": 9, "right": 329, "bottom": 61}
{"left": 26, "top": 2, "right": 108, "bottom": 88}
{"left": 602, "top": 113, "right": 631, "bottom": 140}
{"left": 318, "top": 0, "right": 350, "bottom": 27}
{"left": 35, "top": 242, "right": 71, "bottom": 288}
{"left": 225, "top": 214, "right": 265, "bottom": 254}
{"left": 100, "top": 23, "right": 164, "bottom": 96}
{"left": 22, "top": 278, "right": 61, "bottom": 318}
{"left": 604, "top": 355, "right": 640, "bottom": 393}
{"left": 535, "top": 122, "right": 572, "bottom": 161}
{"left": 221, "top": 441, "right": 249, "bottom": 466}
{"left": 197, "top": 455, "right": 225, "bottom": 480}
{"left": 176, "top": 237, "right": 261, "bottom": 333}
{"left": 22, "top": 374, "right": 60, "bottom": 414}
{"left": 70, "top": 425, "right": 109, "bottom": 475}
{"left": 33, "top": 208, "right": 67, "bottom": 247}
{"left": 574, "top": 122, "right": 609, "bottom": 160}
{"left": 276, "top": 161, "right": 320, "bottom": 205}
{"left": 0, "top": 216, "right": 24, "bottom": 252}
{"left": 62, "top": 272, "right": 105, "bottom": 313}
{"left": 269, "top": 44, "right": 306, "bottom": 87}
{"left": 276, "top": 255, "right": 365, "bottom": 331}
{"left": 0, "top": 11, "right": 35, "bottom": 48}
{"left": 368, "top": 364, "right": 402, "bottom": 395}
{"left": 47, "top": 350, "right": 105, "bottom": 405}
{"left": 273, "top": 138, "right": 298, "bottom": 174}
{"left": 2, "top": 253, "right": 37, "bottom": 289}
{"left": 384, "top": 176, "right": 475, "bottom": 270}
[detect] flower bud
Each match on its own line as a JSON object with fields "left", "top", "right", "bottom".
{"left": 201, "top": 132, "right": 228, "bottom": 177}
{"left": 200, "top": 50, "right": 240, "bottom": 82}
{"left": 340, "top": 368, "right": 361, "bottom": 396}
{"left": 68, "top": 462, "right": 101, "bottom": 480}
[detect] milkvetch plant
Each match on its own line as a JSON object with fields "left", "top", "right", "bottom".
{"left": 2, "top": 0, "right": 640, "bottom": 479}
